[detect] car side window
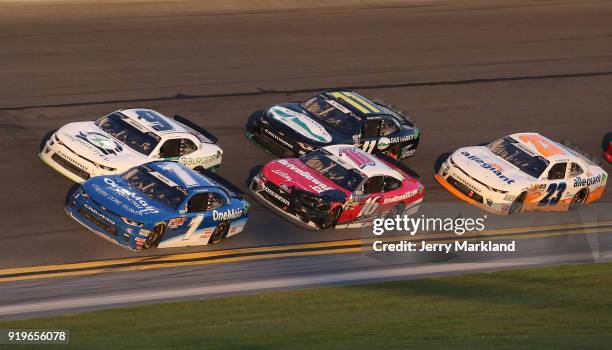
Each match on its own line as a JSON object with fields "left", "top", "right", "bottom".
{"left": 159, "top": 139, "right": 181, "bottom": 158}
{"left": 361, "top": 120, "right": 379, "bottom": 138}
{"left": 569, "top": 162, "right": 583, "bottom": 177}
{"left": 383, "top": 176, "right": 402, "bottom": 192}
{"left": 379, "top": 119, "right": 398, "bottom": 136}
{"left": 547, "top": 162, "right": 567, "bottom": 180}
{"left": 363, "top": 176, "right": 385, "bottom": 194}
{"left": 187, "top": 193, "right": 208, "bottom": 213}
{"left": 207, "top": 192, "right": 226, "bottom": 211}
{"left": 180, "top": 138, "right": 198, "bottom": 156}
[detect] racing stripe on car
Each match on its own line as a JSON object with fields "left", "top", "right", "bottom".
{"left": 331, "top": 92, "right": 371, "bottom": 114}
{"left": 343, "top": 92, "right": 381, "bottom": 113}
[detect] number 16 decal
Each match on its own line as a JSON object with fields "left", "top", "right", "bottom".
{"left": 539, "top": 182, "right": 566, "bottom": 206}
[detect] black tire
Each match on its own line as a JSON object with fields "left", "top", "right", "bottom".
{"left": 320, "top": 206, "right": 341, "bottom": 230}
{"left": 209, "top": 221, "right": 230, "bottom": 244}
{"left": 508, "top": 192, "right": 526, "bottom": 214}
{"left": 569, "top": 189, "right": 588, "bottom": 210}
{"left": 143, "top": 224, "right": 165, "bottom": 249}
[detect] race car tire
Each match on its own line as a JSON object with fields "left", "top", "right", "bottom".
{"left": 508, "top": 192, "right": 526, "bottom": 214}
{"left": 569, "top": 189, "right": 589, "bottom": 210}
{"left": 144, "top": 224, "right": 165, "bottom": 249}
{"left": 320, "top": 206, "right": 342, "bottom": 230}
{"left": 210, "top": 221, "right": 230, "bottom": 244}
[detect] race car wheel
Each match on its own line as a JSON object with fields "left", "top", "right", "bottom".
{"left": 320, "top": 206, "right": 341, "bottom": 230}
{"left": 508, "top": 192, "right": 526, "bottom": 214}
{"left": 210, "top": 221, "right": 230, "bottom": 244}
{"left": 144, "top": 224, "right": 165, "bottom": 249}
{"left": 570, "top": 189, "right": 589, "bottom": 210}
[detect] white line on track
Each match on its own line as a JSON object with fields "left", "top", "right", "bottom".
{"left": 0, "top": 260, "right": 533, "bottom": 318}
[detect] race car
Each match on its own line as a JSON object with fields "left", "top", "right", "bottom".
{"left": 40, "top": 108, "right": 223, "bottom": 183}
{"left": 249, "top": 145, "right": 424, "bottom": 230}
{"left": 246, "top": 90, "right": 419, "bottom": 160}
{"left": 604, "top": 133, "right": 612, "bottom": 163}
{"left": 436, "top": 132, "right": 608, "bottom": 215}
{"left": 66, "top": 161, "right": 249, "bottom": 250}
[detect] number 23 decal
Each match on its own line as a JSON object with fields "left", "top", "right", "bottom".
{"left": 539, "top": 182, "right": 566, "bottom": 206}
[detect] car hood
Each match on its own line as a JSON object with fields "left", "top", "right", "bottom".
{"left": 451, "top": 146, "right": 534, "bottom": 191}
{"left": 262, "top": 158, "right": 351, "bottom": 197}
{"left": 263, "top": 103, "right": 350, "bottom": 146}
{"left": 82, "top": 175, "right": 174, "bottom": 221}
{"left": 57, "top": 121, "right": 149, "bottom": 169}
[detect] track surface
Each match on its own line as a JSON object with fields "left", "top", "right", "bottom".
{"left": 0, "top": 0, "right": 611, "bottom": 275}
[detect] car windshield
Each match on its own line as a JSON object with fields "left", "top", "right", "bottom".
{"left": 301, "top": 150, "right": 364, "bottom": 191}
{"left": 488, "top": 137, "right": 550, "bottom": 178}
{"left": 95, "top": 112, "right": 161, "bottom": 155}
{"left": 122, "top": 166, "right": 187, "bottom": 209}
{"left": 301, "top": 96, "right": 361, "bottom": 136}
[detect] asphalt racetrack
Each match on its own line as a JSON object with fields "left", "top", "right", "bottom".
{"left": 0, "top": 0, "right": 611, "bottom": 318}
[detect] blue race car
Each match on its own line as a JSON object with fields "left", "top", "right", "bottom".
{"left": 66, "top": 161, "right": 249, "bottom": 250}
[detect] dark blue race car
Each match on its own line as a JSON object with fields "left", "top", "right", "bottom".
{"left": 246, "top": 90, "right": 420, "bottom": 160}
{"left": 66, "top": 161, "right": 249, "bottom": 250}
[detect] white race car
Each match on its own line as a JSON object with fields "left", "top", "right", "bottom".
{"left": 40, "top": 108, "right": 223, "bottom": 183}
{"left": 436, "top": 132, "right": 607, "bottom": 215}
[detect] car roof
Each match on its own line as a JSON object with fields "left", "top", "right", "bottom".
{"left": 322, "top": 145, "right": 403, "bottom": 179}
{"left": 320, "top": 90, "right": 395, "bottom": 119}
{"left": 145, "top": 161, "right": 218, "bottom": 191}
{"left": 119, "top": 108, "right": 189, "bottom": 135}
{"left": 508, "top": 132, "right": 589, "bottom": 164}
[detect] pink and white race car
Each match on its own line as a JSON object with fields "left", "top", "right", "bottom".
{"left": 249, "top": 145, "right": 424, "bottom": 230}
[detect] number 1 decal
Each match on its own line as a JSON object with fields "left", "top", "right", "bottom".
{"left": 183, "top": 215, "right": 204, "bottom": 240}
{"left": 538, "top": 182, "right": 566, "bottom": 206}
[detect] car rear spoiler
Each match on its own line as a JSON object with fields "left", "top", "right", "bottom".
{"left": 196, "top": 167, "right": 246, "bottom": 197}
{"left": 173, "top": 115, "right": 218, "bottom": 144}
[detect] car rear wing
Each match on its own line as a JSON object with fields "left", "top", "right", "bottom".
{"left": 173, "top": 115, "right": 218, "bottom": 144}
{"left": 196, "top": 167, "right": 246, "bottom": 197}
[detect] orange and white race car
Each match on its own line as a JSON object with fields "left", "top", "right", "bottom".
{"left": 436, "top": 133, "right": 607, "bottom": 215}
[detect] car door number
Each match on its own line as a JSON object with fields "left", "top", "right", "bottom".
{"left": 539, "top": 182, "right": 566, "bottom": 206}
{"left": 361, "top": 140, "right": 377, "bottom": 153}
{"left": 183, "top": 215, "right": 205, "bottom": 240}
{"left": 358, "top": 196, "right": 382, "bottom": 216}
